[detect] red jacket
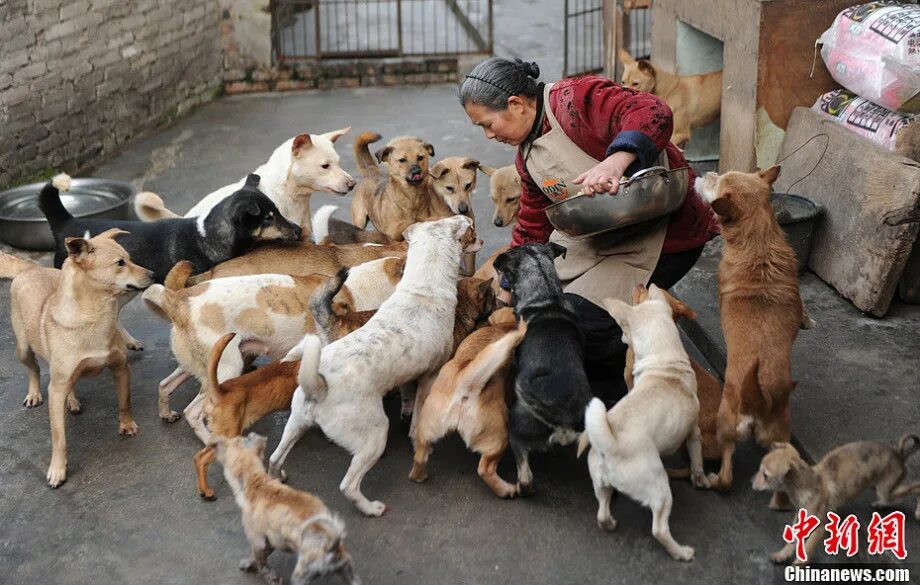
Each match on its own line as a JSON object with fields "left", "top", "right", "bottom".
{"left": 512, "top": 76, "right": 719, "bottom": 254}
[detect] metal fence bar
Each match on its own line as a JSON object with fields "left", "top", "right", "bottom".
{"left": 564, "top": 0, "right": 605, "bottom": 77}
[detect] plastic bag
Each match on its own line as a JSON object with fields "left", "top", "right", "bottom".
{"left": 812, "top": 89, "right": 917, "bottom": 150}
{"left": 819, "top": 2, "right": 920, "bottom": 113}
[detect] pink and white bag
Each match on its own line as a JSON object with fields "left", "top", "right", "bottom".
{"left": 812, "top": 89, "right": 916, "bottom": 151}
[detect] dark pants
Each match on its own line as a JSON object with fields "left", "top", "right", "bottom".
{"left": 566, "top": 245, "right": 704, "bottom": 404}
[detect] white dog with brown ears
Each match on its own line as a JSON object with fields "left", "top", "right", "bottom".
{"left": 268, "top": 215, "right": 482, "bottom": 517}
{"left": 579, "top": 284, "right": 709, "bottom": 561}
{"left": 134, "top": 128, "right": 355, "bottom": 239}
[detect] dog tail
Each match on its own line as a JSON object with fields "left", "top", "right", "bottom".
{"left": 581, "top": 398, "right": 615, "bottom": 457}
{"left": 38, "top": 173, "right": 73, "bottom": 234}
{"left": 898, "top": 434, "right": 920, "bottom": 461}
{"left": 312, "top": 205, "right": 338, "bottom": 244}
{"left": 300, "top": 512, "right": 347, "bottom": 554}
{"left": 0, "top": 250, "right": 39, "bottom": 279}
{"left": 452, "top": 319, "right": 527, "bottom": 405}
{"left": 142, "top": 284, "right": 181, "bottom": 323}
{"left": 297, "top": 335, "right": 327, "bottom": 401}
{"left": 310, "top": 268, "right": 349, "bottom": 347}
{"left": 354, "top": 131, "right": 382, "bottom": 178}
{"left": 134, "top": 190, "right": 182, "bottom": 222}
{"left": 164, "top": 261, "right": 194, "bottom": 290}
{"left": 207, "top": 333, "right": 236, "bottom": 394}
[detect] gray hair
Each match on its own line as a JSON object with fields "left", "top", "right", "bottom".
{"left": 459, "top": 57, "right": 541, "bottom": 110}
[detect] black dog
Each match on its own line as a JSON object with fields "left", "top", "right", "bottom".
{"left": 41, "top": 173, "right": 302, "bottom": 281}
{"left": 493, "top": 242, "right": 594, "bottom": 495}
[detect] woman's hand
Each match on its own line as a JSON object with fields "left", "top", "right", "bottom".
{"left": 573, "top": 151, "right": 638, "bottom": 197}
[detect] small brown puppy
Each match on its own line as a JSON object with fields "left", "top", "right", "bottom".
{"left": 428, "top": 157, "right": 481, "bottom": 276}
{"left": 696, "top": 166, "right": 814, "bottom": 508}
{"left": 218, "top": 434, "right": 359, "bottom": 585}
{"left": 186, "top": 239, "right": 408, "bottom": 285}
{"left": 619, "top": 48, "right": 722, "bottom": 148}
{"left": 410, "top": 311, "right": 525, "bottom": 497}
{"left": 1, "top": 230, "right": 153, "bottom": 487}
{"left": 626, "top": 284, "right": 722, "bottom": 464}
{"left": 480, "top": 164, "right": 521, "bottom": 228}
{"left": 351, "top": 131, "right": 436, "bottom": 241}
{"left": 754, "top": 437, "right": 920, "bottom": 565}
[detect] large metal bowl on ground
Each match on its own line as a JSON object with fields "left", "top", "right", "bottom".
{"left": 544, "top": 166, "right": 690, "bottom": 239}
{"left": 0, "top": 178, "right": 136, "bottom": 250}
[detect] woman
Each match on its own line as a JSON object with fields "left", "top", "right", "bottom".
{"left": 460, "top": 57, "right": 719, "bottom": 395}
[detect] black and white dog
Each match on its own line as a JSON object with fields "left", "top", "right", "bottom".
{"left": 40, "top": 172, "right": 302, "bottom": 348}
{"left": 493, "top": 242, "right": 594, "bottom": 495}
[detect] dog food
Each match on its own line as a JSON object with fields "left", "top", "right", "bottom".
{"left": 813, "top": 89, "right": 917, "bottom": 151}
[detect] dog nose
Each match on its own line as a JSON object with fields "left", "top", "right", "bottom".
{"left": 146, "top": 269, "right": 155, "bottom": 279}
{"left": 346, "top": 177, "right": 356, "bottom": 189}
{"left": 409, "top": 164, "right": 422, "bottom": 174}
{"left": 458, "top": 203, "right": 469, "bottom": 215}
{"left": 493, "top": 217, "right": 504, "bottom": 227}
{"left": 293, "top": 224, "right": 303, "bottom": 239}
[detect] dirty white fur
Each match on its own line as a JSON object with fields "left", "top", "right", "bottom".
{"left": 268, "top": 216, "right": 473, "bottom": 517}
{"left": 581, "top": 285, "right": 709, "bottom": 562}
{"left": 196, "top": 214, "right": 207, "bottom": 238}
{"left": 52, "top": 173, "right": 72, "bottom": 191}
{"left": 311, "top": 204, "right": 339, "bottom": 244}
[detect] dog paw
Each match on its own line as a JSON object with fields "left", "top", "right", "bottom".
{"left": 516, "top": 482, "right": 535, "bottom": 497}
{"left": 199, "top": 490, "right": 217, "bottom": 502}
{"left": 124, "top": 337, "right": 145, "bottom": 351}
{"left": 239, "top": 558, "right": 257, "bottom": 572}
{"left": 119, "top": 421, "right": 139, "bottom": 436}
{"left": 671, "top": 545, "right": 695, "bottom": 562}
{"left": 260, "top": 569, "right": 283, "bottom": 585}
{"left": 408, "top": 466, "right": 428, "bottom": 483}
{"left": 47, "top": 464, "right": 67, "bottom": 488}
{"left": 66, "top": 395, "right": 82, "bottom": 414}
{"left": 691, "top": 471, "right": 711, "bottom": 490}
{"left": 160, "top": 410, "right": 182, "bottom": 423}
{"left": 597, "top": 517, "right": 618, "bottom": 532}
{"left": 23, "top": 394, "right": 44, "bottom": 408}
{"left": 706, "top": 473, "right": 729, "bottom": 491}
{"left": 361, "top": 500, "right": 388, "bottom": 517}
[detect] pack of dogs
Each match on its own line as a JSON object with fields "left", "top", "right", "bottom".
{"left": 2, "top": 127, "right": 917, "bottom": 582}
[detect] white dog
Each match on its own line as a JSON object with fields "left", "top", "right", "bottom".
{"left": 267, "top": 215, "right": 481, "bottom": 517}
{"left": 579, "top": 284, "right": 709, "bottom": 561}
{"left": 134, "top": 129, "right": 355, "bottom": 238}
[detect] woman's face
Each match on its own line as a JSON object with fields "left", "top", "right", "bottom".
{"left": 465, "top": 96, "right": 536, "bottom": 147}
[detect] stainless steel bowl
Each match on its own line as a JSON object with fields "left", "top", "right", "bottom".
{"left": 0, "top": 178, "right": 136, "bottom": 250}
{"left": 544, "top": 166, "right": 690, "bottom": 239}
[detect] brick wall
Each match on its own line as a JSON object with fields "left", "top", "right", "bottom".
{"left": 0, "top": 0, "right": 222, "bottom": 189}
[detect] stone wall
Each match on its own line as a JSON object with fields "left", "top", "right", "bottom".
{"left": 0, "top": 0, "right": 222, "bottom": 189}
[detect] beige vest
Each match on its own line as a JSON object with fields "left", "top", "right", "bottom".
{"left": 523, "top": 83, "right": 668, "bottom": 308}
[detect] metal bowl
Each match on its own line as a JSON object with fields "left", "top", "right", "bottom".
{"left": 0, "top": 178, "right": 136, "bottom": 250}
{"left": 544, "top": 166, "right": 690, "bottom": 239}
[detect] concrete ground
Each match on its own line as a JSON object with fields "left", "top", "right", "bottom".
{"left": 2, "top": 85, "right": 828, "bottom": 585}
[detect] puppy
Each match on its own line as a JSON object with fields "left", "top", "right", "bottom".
{"left": 409, "top": 311, "right": 525, "bottom": 497}
{"left": 311, "top": 205, "right": 393, "bottom": 245}
{"left": 754, "top": 437, "right": 920, "bottom": 565}
{"left": 186, "top": 238, "right": 407, "bottom": 285}
{"left": 142, "top": 256, "right": 400, "bottom": 433}
{"left": 696, "top": 166, "right": 814, "bottom": 508}
{"left": 268, "top": 216, "right": 481, "bottom": 516}
{"left": 580, "top": 284, "right": 709, "bottom": 562}
{"left": 1, "top": 230, "right": 153, "bottom": 487}
{"left": 619, "top": 48, "right": 722, "bottom": 147}
{"left": 480, "top": 164, "right": 521, "bottom": 228}
{"left": 218, "top": 434, "right": 359, "bottom": 585}
{"left": 493, "top": 242, "right": 593, "bottom": 495}
{"left": 626, "top": 284, "right": 722, "bottom": 464}
{"left": 350, "top": 132, "right": 436, "bottom": 240}
{"left": 134, "top": 128, "right": 355, "bottom": 238}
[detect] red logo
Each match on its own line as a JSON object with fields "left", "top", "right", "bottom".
{"left": 824, "top": 512, "right": 860, "bottom": 557}
{"left": 783, "top": 509, "right": 821, "bottom": 563}
{"left": 867, "top": 511, "right": 907, "bottom": 560}
{"left": 541, "top": 177, "right": 569, "bottom": 201}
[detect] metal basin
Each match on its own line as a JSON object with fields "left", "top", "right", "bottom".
{"left": 0, "top": 178, "right": 136, "bottom": 250}
{"left": 544, "top": 166, "right": 689, "bottom": 239}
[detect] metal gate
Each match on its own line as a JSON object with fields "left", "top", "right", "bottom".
{"left": 273, "top": 0, "right": 493, "bottom": 62}
{"left": 563, "top": 0, "right": 604, "bottom": 77}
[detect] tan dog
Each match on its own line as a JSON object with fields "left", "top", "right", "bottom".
{"left": 218, "top": 434, "right": 359, "bottom": 585}
{"left": 480, "top": 164, "right": 521, "bottom": 228}
{"left": 753, "top": 437, "right": 920, "bottom": 565}
{"left": 626, "top": 284, "right": 722, "bottom": 464}
{"left": 410, "top": 311, "right": 525, "bottom": 497}
{"left": 428, "top": 157, "right": 480, "bottom": 276}
{"left": 1, "top": 231, "right": 153, "bottom": 487}
{"left": 619, "top": 48, "right": 722, "bottom": 147}
{"left": 185, "top": 239, "right": 407, "bottom": 285}
{"left": 350, "top": 131, "right": 436, "bottom": 240}
{"left": 695, "top": 166, "right": 814, "bottom": 508}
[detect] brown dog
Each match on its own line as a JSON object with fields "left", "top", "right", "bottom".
{"left": 626, "top": 284, "right": 722, "bottom": 464}
{"left": 696, "top": 166, "right": 814, "bottom": 508}
{"left": 410, "top": 310, "right": 524, "bottom": 497}
{"left": 428, "top": 156, "right": 481, "bottom": 276}
{"left": 753, "top": 437, "right": 920, "bottom": 565}
{"left": 351, "top": 131, "right": 436, "bottom": 241}
{"left": 1, "top": 230, "right": 153, "bottom": 487}
{"left": 218, "top": 434, "right": 359, "bottom": 585}
{"left": 480, "top": 164, "right": 521, "bottom": 228}
{"left": 619, "top": 48, "right": 722, "bottom": 148}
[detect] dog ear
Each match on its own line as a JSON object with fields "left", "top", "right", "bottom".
{"left": 375, "top": 145, "right": 394, "bottom": 163}
{"left": 65, "top": 237, "right": 93, "bottom": 261}
{"left": 758, "top": 164, "right": 781, "bottom": 186}
{"left": 322, "top": 126, "right": 351, "bottom": 143}
{"left": 477, "top": 277, "right": 494, "bottom": 298}
{"left": 244, "top": 173, "right": 261, "bottom": 189}
{"left": 618, "top": 48, "right": 636, "bottom": 66}
{"left": 602, "top": 297, "right": 632, "bottom": 326}
{"left": 657, "top": 287, "right": 698, "bottom": 321}
{"left": 423, "top": 142, "right": 435, "bottom": 158}
{"left": 292, "top": 133, "right": 312, "bottom": 152}
{"left": 637, "top": 59, "right": 656, "bottom": 78}
{"left": 95, "top": 228, "right": 129, "bottom": 241}
{"left": 243, "top": 433, "right": 268, "bottom": 458}
{"left": 429, "top": 161, "right": 449, "bottom": 179}
{"left": 548, "top": 242, "right": 567, "bottom": 259}
{"left": 709, "top": 196, "right": 738, "bottom": 221}
{"left": 479, "top": 164, "right": 497, "bottom": 177}
{"left": 461, "top": 158, "right": 480, "bottom": 171}
{"left": 402, "top": 221, "right": 421, "bottom": 242}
